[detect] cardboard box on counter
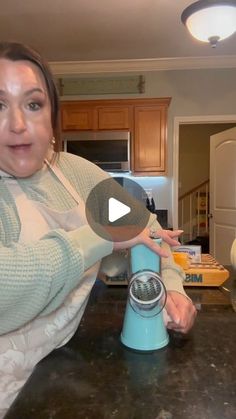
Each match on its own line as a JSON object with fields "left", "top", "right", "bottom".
{"left": 172, "top": 245, "right": 201, "bottom": 263}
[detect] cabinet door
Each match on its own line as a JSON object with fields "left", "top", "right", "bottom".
{"left": 133, "top": 106, "right": 167, "bottom": 174}
{"left": 61, "top": 103, "right": 96, "bottom": 130}
{"left": 97, "top": 107, "right": 131, "bottom": 130}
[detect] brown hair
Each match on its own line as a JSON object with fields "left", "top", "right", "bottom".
{"left": 0, "top": 41, "right": 61, "bottom": 152}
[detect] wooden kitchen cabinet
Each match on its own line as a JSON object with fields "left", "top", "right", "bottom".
{"left": 61, "top": 103, "right": 96, "bottom": 130}
{"left": 97, "top": 106, "right": 131, "bottom": 129}
{"left": 60, "top": 98, "right": 171, "bottom": 175}
{"left": 133, "top": 100, "right": 170, "bottom": 174}
{"left": 61, "top": 101, "right": 131, "bottom": 131}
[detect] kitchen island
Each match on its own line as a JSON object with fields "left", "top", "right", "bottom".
{"left": 5, "top": 276, "right": 236, "bottom": 419}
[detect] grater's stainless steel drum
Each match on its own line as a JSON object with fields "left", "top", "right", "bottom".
{"left": 128, "top": 270, "right": 167, "bottom": 317}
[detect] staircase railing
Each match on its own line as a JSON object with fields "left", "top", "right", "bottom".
{"left": 178, "top": 180, "right": 209, "bottom": 244}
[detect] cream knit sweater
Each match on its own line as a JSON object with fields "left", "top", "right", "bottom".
{"left": 0, "top": 152, "right": 185, "bottom": 334}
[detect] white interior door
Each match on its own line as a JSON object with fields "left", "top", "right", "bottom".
{"left": 210, "top": 127, "right": 236, "bottom": 265}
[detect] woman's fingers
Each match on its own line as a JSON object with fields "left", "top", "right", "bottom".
{"left": 114, "top": 227, "right": 184, "bottom": 258}
{"left": 165, "top": 291, "right": 197, "bottom": 333}
{"left": 149, "top": 229, "right": 183, "bottom": 247}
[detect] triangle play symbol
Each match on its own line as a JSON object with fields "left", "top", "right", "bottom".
{"left": 108, "top": 197, "right": 131, "bottom": 222}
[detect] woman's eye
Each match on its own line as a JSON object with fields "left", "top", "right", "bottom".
{"left": 28, "top": 101, "right": 42, "bottom": 111}
{"left": 0, "top": 102, "right": 7, "bottom": 111}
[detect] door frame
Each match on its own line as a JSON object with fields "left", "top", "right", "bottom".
{"left": 172, "top": 115, "right": 236, "bottom": 230}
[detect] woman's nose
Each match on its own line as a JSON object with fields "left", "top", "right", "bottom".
{"left": 9, "top": 107, "right": 26, "bottom": 133}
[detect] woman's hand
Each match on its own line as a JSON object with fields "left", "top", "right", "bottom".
{"left": 165, "top": 291, "right": 197, "bottom": 333}
{"left": 113, "top": 227, "right": 183, "bottom": 258}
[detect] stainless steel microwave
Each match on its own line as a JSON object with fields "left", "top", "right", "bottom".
{"left": 62, "top": 130, "right": 130, "bottom": 172}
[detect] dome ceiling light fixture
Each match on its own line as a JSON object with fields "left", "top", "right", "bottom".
{"left": 181, "top": 0, "right": 236, "bottom": 47}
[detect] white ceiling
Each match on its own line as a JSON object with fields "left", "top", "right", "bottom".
{"left": 1, "top": 0, "right": 236, "bottom": 73}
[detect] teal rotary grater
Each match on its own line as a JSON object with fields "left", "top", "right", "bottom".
{"left": 120, "top": 239, "right": 169, "bottom": 351}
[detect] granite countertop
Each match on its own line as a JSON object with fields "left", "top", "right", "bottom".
{"left": 5, "top": 276, "right": 236, "bottom": 419}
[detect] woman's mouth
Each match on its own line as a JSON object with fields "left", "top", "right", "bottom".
{"left": 9, "top": 144, "right": 32, "bottom": 152}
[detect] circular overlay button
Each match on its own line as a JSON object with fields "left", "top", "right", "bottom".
{"left": 85, "top": 177, "right": 151, "bottom": 242}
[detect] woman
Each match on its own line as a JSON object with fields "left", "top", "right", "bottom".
{"left": 0, "top": 41, "right": 196, "bottom": 417}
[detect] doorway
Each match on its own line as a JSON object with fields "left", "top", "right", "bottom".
{"left": 210, "top": 127, "right": 236, "bottom": 264}
{"left": 172, "top": 115, "right": 236, "bottom": 255}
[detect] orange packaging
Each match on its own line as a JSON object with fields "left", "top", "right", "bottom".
{"left": 172, "top": 252, "right": 190, "bottom": 270}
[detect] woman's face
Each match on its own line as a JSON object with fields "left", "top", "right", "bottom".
{"left": 0, "top": 58, "right": 53, "bottom": 177}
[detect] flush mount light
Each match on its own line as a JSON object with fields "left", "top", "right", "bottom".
{"left": 181, "top": 0, "right": 236, "bottom": 47}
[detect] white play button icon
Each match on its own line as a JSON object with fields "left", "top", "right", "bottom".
{"left": 108, "top": 197, "right": 131, "bottom": 222}
{"left": 85, "top": 178, "right": 150, "bottom": 242}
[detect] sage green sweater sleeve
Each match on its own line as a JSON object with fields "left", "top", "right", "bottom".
{"left": 0, "top": 153, "right": 115, "bottom": 334}
{"left": 0, "top": 225, "right": 113, "bottom": 335}
{"left": 147, "top": 213, "right": 188, "bottom": 298}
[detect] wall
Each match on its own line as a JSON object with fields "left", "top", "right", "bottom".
{"left": 179, "top": 124, "right": 210, "bottom": 197}
{"left": 59, "top": 67, "right": 236, "bottom": 226}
